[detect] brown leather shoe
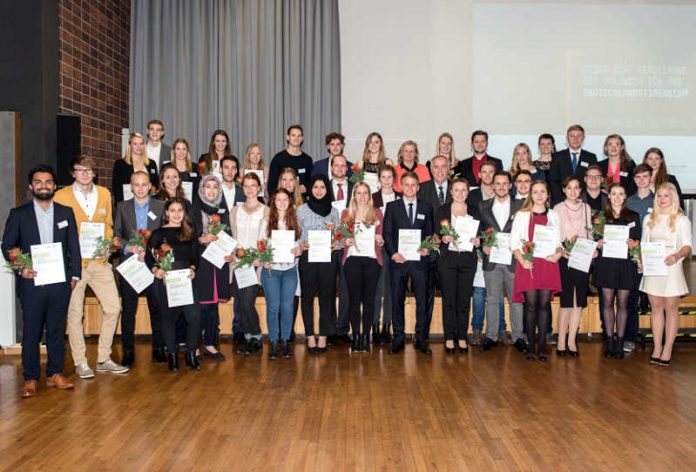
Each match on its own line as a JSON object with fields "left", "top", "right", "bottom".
{"left": 46, "top": 373, "right": 75, "bottom": 390}
{"left": 20, "top": 380, "right": 37, "bottom": 398}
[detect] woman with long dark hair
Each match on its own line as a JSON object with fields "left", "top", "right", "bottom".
{"left": 643, "top": 147, "right": 685, "bottom": 209}
{"left": 145, "top": 197, "right": 201, "bottom": 372}
{"left": 199, "top": 129, "right": 233, "bottom": 174}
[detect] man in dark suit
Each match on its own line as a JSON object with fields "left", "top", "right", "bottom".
{"left": 418, "top": 155, "right": 452, "bottom": 340}
{"left": 114, "top": 171, "right": 165, "bottom": 366}
{"left": 146, "top": 119, "right": 171, "bottom": 168}
{"left": 220, "top": 156, "right": 246, "bottom": 208}
{"left": 311, "top": 132, "right": 354, "bottom": 179}
{"left": 452, "top": 130, "right": 503, "bottom": 187}
{"left": 466, "top": 160, "right": 497, "bottom": 211}
{"left": 549, "top": 124, "right": 598, "bottom": 205}
{"left": 384, "top": 172, "right": 434, "bottom": 354}
{"left": 2, "top": 164, "right": 81, "bottom": 398}
{"left": 479, "top": 171, "right": 526, "bottom": 352}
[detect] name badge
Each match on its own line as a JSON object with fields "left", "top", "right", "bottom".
{"left": 647, "top": 208, "right": 653, "bottom": 213}
{"left": 416, "top": 214, "right": 425, "bottom": 220}
{"left": 58, "top": 220, "right": 68, "bottom": 229}
{"left": 628, "top": 222, "right": 636, "bottom": 228}
{"left": 98, "top": 208, "right": 106, "bottom": 215}
{"left": 149, "top": 168, "right": 156, "bottom": 174}
{"left": 620, "top": 171, "right": 628, "bottom": 177}
{"left": 190, "top": 172, "right": 197, "bottom": 177}
{"left": 147, "top": 211, "right": 157, "bottom": 221}
{"left": 217, "top": 209, "right": 226, "bottom": 214}
{"left": 580, "top": 161, "right": 589, "bottom": 168}
{"left": 236, "top": 201, "right": 244, "bottom": 206}
{"left": 298, "top": 168, "right": 306, "bottom": 174}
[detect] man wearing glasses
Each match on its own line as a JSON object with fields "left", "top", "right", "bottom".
{"left": 513, "top": 170, "right": 533, "bottom": 200}
{"left": 54, "top": 155, "right": 129, "bottom": 379}
{"left": 581, "top": 165, "right": 607, "bottom": 211}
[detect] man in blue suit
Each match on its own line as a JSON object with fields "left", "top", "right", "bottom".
{"left": 311, "top": 132, "right": 354, "bottom": 179}
{"left": 383, "top": 172, "right": 434, "bottom": 354}
{"left": 2, "top": 164, "right": 81, "bottom": 398}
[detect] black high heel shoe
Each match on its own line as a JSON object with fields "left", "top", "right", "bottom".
{"left": 458, "top": 343, "right": 468, "bottom": 354}
{"left": 556, "top": 348, "right": 567, "bottom": 357}
{"left": 202, "top": 347, "right": 226, "bottom": 361}
{"left": 567, "top": 347, "right": 579, "bottom": 358}
{"left": 445, "top": 341, "right": 455, "bottom": 354}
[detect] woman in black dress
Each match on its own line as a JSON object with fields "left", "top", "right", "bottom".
{"left": 593, "top": 183, "right": 641, "bottom": 358}
{"left": 112, "top": 132, "right": 159, "bottom": 204}
{"left": 145, "top": 197, "right": 201, "bottom": 372}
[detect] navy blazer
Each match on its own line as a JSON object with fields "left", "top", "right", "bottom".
{"left": 383, "top": 198, "right": 434, "bottom": 266}
{"left": 1, "top": 201, "right": 81, "bottom": 292}
{"left": 549, "top": 148, "right": 598, "bottom": 205}
{"left": 311, "top": 156, "right": 354, "bottom": 179}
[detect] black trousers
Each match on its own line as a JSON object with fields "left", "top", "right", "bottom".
{"left": 299, "top": 252, "right": 338, "bottom": 336}
{"left": 390, "top": 261, "right": 430, "bottom": 344}
{"left": 153, "top": 280, "right": 200, "bottom": 354}
{"left": 438, "top": 252, "right": 476, "bottom": 341}
{"left": 344, "top": 257, "right": 381, "bottom": 335}
{"left": 233, "top": 278, "right": 261, "bottom": 338}
{"left": 200, "top": 303, "right": 220, "bottom": 346}
{"left": 120, "top": 277, "right": 161, "bottom": 352}
{"left": 18, "top": 282, "right": 70, "bottom": 381}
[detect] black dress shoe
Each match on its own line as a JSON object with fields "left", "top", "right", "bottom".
{"left": 372, "top": 325, "right": 381, "bottom": 345}
{"left": 615, "top": 338, "right": 625, "bottom": 359}
{"left": 232, "top": 332, "right": 246, "bottom": 344}
{"left": 380, "top": 325, "right": 392, "bottom": 345}
{"left": 269, "top": 341, "right": 278, "bottom": 360}
{"left": 539, "top": 351, "right": 549, "bottom": 362}
{"left": 202, "top": 347, "right": 226, "bottom": 361}
{"left": 513, "top": 338, "right": 528, "bottom": 353}
{"left": 247, "top": 338, "right": 262, "bottom": 355}
{"left": 414, "top": 341, "right": 432, "bottom": 354}
{"left": 168, "top": 353, "right": 179, "bottom": 372}
{"left": 281, "top": 340, "right": 293, "bottom": 359}
{"left": 152, "top": 347, "right": 167, "bottom": 363}
{"left": 338, "top": 334, "right": 353, "bottom": 345}
{"left": 389, "top": 340, "right": 404, "bottom": 354}
{"left": 185, "top": 352, "right": 201, "bottom": 370}
{"left": 327, "top": 335, "right": 337, "bottom": 346}
{"left": 121, "top": 350, "right": 135, "bottom": 367}
{"left": 481, "top": 338, "right": 497, "bottom": 351}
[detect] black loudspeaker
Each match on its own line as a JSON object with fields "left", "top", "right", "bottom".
{"left": 56, "top": 114, "right": 80, "bottom": 186}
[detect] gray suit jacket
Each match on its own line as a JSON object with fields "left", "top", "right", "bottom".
{"left": 157, "top": 143, "right": 172, "bottom": 167}
{"left": 418, "top": 179, "right": 453, "bottom": 214}
{"left": 478, "top": 197, "right": 522, "bottom": 272}
{"left": 114, "top": 197, "right": 165, "bottom": 260}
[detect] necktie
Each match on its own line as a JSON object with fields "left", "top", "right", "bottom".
{"left": 336, "top": 183, "right": 344, "bottom": 200}
{"left": 438, "top": 186, "right": 445, "bottom": 205}
{"left": 408, "top": 203, "right": 414, "bottom": 226}
{"left": 571, "top": 153, "right": 578, "bottom": 173}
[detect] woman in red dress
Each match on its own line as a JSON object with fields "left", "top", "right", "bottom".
{"left": 510, "top": 181, "right": 563, "bottom": 360}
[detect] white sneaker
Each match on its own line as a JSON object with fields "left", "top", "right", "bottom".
{"left": 75, "top": 362, "right": 95, "bottom": 379}
{"left": 96, "top": 359, "right": 130, "bottom": 374}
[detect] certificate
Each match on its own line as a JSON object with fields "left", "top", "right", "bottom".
{"left": 182, "top": 181, "right": 193, "bottom": 202}
{"left": 567, "top": 238, "right": 598, "bottom": 273}
{"left": 641, "top": 242, "right": 668, "bottom": 277}
{"left": 79, "top": 222, "right": 105, "bottom": 259}
{"left": 122, "top": 184, "right": 134, "bottom": 201}
{"left": 30, "top": 242, "right": 66, "bottom": 286}
{"left": 355, "top": 222, "right": 376, "bottom": 254}
{"left": 331, "top": 199, "right": 347, "bottom": 214}
{"left": 489, "top": 232, "right": 512, "bottom": 265}
{"left": 398, "top": 229, "right": 422, "bottom": 261}
{"left": 234, "top": 265, "right": 259, "bottom": 289}
{"left": 473, "top": 261, "right": 486, "bottom": 288}
{"left": 532, "top": 224, "right": 556, "bottom": 258}
{"left": 201, "top": 231, "right": 238, "bottom": 269}
{"left": 116, "top": 255, "right": 154, "bottom": 293}
{"left": 271, "top": 229, "right": 296, "bottom": 263}
{"left": 450, "top": 216, "right": 479, "bottom": 252}
{"left": 246, "top": 169, "right": 265, "bottom": 196}
{"left": 165, "top": 269, "right": 194, "bottom": 307}
{"left": 363, "top": 172, "right": 379, "bottom": 193}
{"left": 308, "top": 230, "right": 331, "bottom": 263}
{"left": 603, "top": 225, "right": 629, "bottom": 259}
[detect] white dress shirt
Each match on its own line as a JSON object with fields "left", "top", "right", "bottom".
{"left": 492, "top": 197, "right": 511, "bottom": 229}
{"left": 72, "top": 182, "right": 98, "bottom": 220}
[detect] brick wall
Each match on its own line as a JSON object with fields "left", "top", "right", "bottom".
{"left": 57, "top": 0, "right": 130, "bottom": 188}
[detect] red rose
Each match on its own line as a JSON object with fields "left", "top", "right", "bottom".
{"left": 8, "top": 247, "right": 20, "bottom": 261}
{"left": 326, "top": 223, "right": 335, "bottom": 231}
{"left": 439, "top": 219, "right": 450, "bottom": 227}
{"left": 334, "top": 231, "right": 343, "bottom": 241}
{"left": 235, "top": 248, "right": 246, "bottom": 258}
{"left": 257, "top": 239, "right": 267, "bottom": 252}
{"left": 161, "top": 243, "right": 172, "bottom": 252}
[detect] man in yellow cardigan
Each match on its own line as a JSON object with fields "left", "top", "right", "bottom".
{"left": 54, "top": 155, "right": 129, "bottom": 379}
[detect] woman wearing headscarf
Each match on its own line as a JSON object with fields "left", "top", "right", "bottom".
{"left": 192, "top": 174, "right": 233, "bottom": 360}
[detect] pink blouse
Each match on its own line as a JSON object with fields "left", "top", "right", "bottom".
{"left": 553, "top": 201, "right": 592, "bottom": 241}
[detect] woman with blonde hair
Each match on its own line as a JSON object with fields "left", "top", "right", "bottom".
{"left": 112, "top": 132, "right": 159, "bottom": 203}
{"left": 393, "top": 140, "right": 431, "bottom": 193}
{"left": 641, "top": 183, "right": 692, "bottom": 366}
{"left": 340, "top": 182, "right": 385, "bottom": 352}
{"left": 428, "top": 132, "right": 458, "bottom": 176}
{"left": 162, "top": 138, "right": 199, "bottom": 199}
{"left": 277, "top": 167, "right": 304, "bottom": 208}
{"left": 241, "top": 143, "right": 269, "bottom": 201}
{"left": 598, "top": 134, "right": 636, "bottom": 195}
{"left": 510, "top": 143, "right": 545, "bottom": 181}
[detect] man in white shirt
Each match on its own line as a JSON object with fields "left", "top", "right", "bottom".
{"left": 478, "top": 171, "right": 526, "bottom": 352}
{"left": 329, "top": 155, "right": 352, "bottom": 212}
{"left": 220, "top": 156, "right": 245, "bottom": 209}
{"left": 145, "top": 119, "right": 171, "bottom": 168}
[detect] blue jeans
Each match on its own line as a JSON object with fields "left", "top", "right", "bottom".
{"left": 472, "top": 287, "right": 506, "bottom": 331}
{"left": 261, "top": 268, "right": 297, "bottom": 341}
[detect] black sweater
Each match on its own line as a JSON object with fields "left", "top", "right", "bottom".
{"left": 145, "top": 227, "right": 199, "bottom": 272}
{"left": 268, "top": 150, "right": 314, "bottom": 195}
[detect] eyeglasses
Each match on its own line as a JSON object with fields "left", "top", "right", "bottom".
{"left": 586, "top": 175, "right": 602, "bottom": 180}
{"left": 73, "top": 168, "right": 93, "bottom": 174}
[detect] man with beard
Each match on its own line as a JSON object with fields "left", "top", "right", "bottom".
{"left": 2, "top": 164, "right": 81, "bottom": 397}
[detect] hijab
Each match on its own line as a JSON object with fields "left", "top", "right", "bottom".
{"left": 197, "top": 174, "right": 223, "bottom": 209}
{"left": 306, "top": 174, "right": 333, "bottom": 217}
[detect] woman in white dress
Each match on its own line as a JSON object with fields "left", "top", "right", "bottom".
{"left": 640, "top": 183, "right": 692, "bottom": 366}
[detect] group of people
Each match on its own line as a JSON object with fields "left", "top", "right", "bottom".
{"left": 2, "top": 121, "right": 691, "bottom": 399}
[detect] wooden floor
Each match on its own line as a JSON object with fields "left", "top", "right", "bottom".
{"left": 2, "top": 340, "right": 696, "bottom": 471}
